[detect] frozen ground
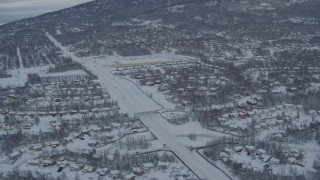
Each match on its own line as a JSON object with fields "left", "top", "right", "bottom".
{"left": 46, "top": 32, "right": 231, "bottom": 180}
{"left": 87, "top": 51, "right": 196, "bottom": 67}
{"left": 46, "top": 32, "right": 162, "bottom": 115}
{"left": 40, "top": 70, "right": 87, "bottom": 78}
{"left": 0, "top": 66, "right": 49, "bottom": 87}
{"left": 139, "top": 113, "right": 230, "bottom": 180}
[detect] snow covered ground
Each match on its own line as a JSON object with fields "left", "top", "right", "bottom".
{"left": 85, "top": 51, "right": 196, "bottom": 67}
{"left": 40, "top": 70, "right": 87, "bottom": 78}
{"left": 46, "top": 32, "right": 231, "bottom": 179}
{"left": 0, "top": 66, "right": 49, "bottom": 87}
{"left": 139, "top": 113, "right": 230, "bottom": 180}
{"left": 46, "top": 32, "right": 162, "bottom": 115}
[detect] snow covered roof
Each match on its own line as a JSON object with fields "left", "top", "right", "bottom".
{"left": 157, "top": 161, "right": 169, "bottom": 167}
{"left": 110, "top": 170, "right": 120, "bottom": 175}
{"left": 219, "top": 152, "right": 229, "bottom": 158}
{"left": 234, "top": 146, "right": 243, "bottom": 152}
{"left": 124, "top": 173, "right": 135, "bottom": 179}
{"left": 143, "top": 162, "right": 154, "bottom": 169}
{"left": 70, "top": 163, "right": 80, "bottom": 170}
{"left": 9, "top": 152, "right": 21, "bottom": 158}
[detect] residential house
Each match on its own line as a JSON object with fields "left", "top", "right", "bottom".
{"left": 97, "top": 168, "right": 109, "bottom": 176}
{"left": 124, "top": 173, "right": 135, "bottom": 180}
{"left": 9, "top": 151, "right": 21, "bottom": 161}
{"left": 234, "top": 146, "right": 243, "bottom": 153}
{"left": 27, "top": 159, "right": 40, "bottom": 166}
{"left": 70, "top": 163, "right": 80, "bottom": 171}
{"left": 142, "top": 162, "right": 154, "bottom": 171}
{"left": 287, "top": 157, "right": 296, "bottom": 164}
{"left": 42, "top": 159, "right": 55, "bottom": 167}
{"left": 157, "top": 161, "right": 169, "bottom": 170}
{"left": 57, "top": 160, "right": 69, "bottom": 168}
{"left": 110, "top": 170, "right": 121, "bottom": 178}
{"left": 133, "top": 167, "right": 144, "bottom": 176}
{"left": 83, "top": 165, "right": 94, "bottom": 173}
{"left": 219, "top": 152, "right": 229, "bottom": 162}
{"left": 49, "top": 141, "right": 60, "bottom": 148}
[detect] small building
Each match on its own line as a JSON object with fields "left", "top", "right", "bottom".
{"left": 270, "top": 158, "right": 280, "bottom": 165}
{"left": 91, "top": 108, "right": 100, "bottom": 113}
{"left": 72, "top": 132, "right": 81, "bottom": 138}
{"left": 57, "top": 160, "right": 69, "bottom": 168}
{"left": 50, "top": 141, "right": 60, "bottom": 148}
{"left": 133, "top": 167, "right": 144, "bottom": 176}
{"left": 260, "top": 154, "right": 271, "bottom": 162}
{"left": 42, "top": 159, "right": 54, "bottom": 167}
{"left": 97, "top": 168, "right": 109, "bottom": 176}
{"left": 234, "top": 146, "right": 243, "bottom": 153}
{"left": 287, "top": 157, "right": 296, "bottom": 164}
{"left": 91, "top": 127, "right": 102, "bottom": 132}
{"left": 79, "top": 110, "right": 89, "bottom": 114}
{"left": 142, "top": 162, "right": 154, "bottom": 171}
{"left": 146, "top": 81, "right": 154, "bottom": 86}
{"left": 83, "top": 165, "right": 94, "bottom": 173}
{"left": 290, "top": 149, "right": 300, "bottom": 157}
{"left": 9, "top": 151, "right": 21, "bottom": 160}
{"left": 70, "top": 163, "right": 80, "bottom": 171}
{"left": 88, "top": 141, "right": 101, "bottom": 147}
{"left": 104, "top": 126, "right": 113, "bottom": 131}
{"left": 154, "top": 80, "right": 162, "bottom": 84}
{"left": 256, "top": 149, "right": 266, "bottom": 156}
{"left": 23, "top": 124, "right": 32, "bottom": 129}
{"left": 27, "top": 159, "right": 40, "bottom": 166}
{"left": 110, "top": 170, "right": 121, "bottom": 178}
{"left": 223, "top": 148, "right": 233, "bottom": 155}
{"left": 241, "top": 91, "right": 251, "bottom": 96}
{"left": 246, "top": 100, "right": 257, "bottom": 106}
{"left": 272, "top": 133, "right": 285, "bottom": 141}
{"left": 124, "top": 173, "right": 135, "bottom": 180}
{"left": 81, "top": 129, "right": 90, "bottom": 134}
{"left": 157, "top": 161, "right": 169, "bottom": 169}
{"left": 30, "top": 144, "right": 42, "bottom": 151}
{"left": 219, "top": 152, "right": 229, "bottom": 162}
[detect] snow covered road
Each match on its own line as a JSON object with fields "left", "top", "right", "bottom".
{"left": 80, "top": 63, "right": 162, "bottom": 114}
{"left": 139, "top": 113, "right": 230, "bottom": 180}
{"left": 46, "top": 32, "right": 161, "bottom": 114}
{"left": 46, "top": 32, "right": 231, "bottom": 180}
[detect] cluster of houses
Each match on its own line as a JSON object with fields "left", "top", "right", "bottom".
{"left": 219, "top": 145, "right": 304, "bottom": 172}
{"left": 246, "top": 66, "right": 320, "bottom": 97}
{"left": 24, "top": 156, "right": 191, "bottom": 180}
{"left": 0, "top": 78, "right": 115, "bottom": 115}
{"left": 118, "top": 62, "right": 232, "bottom": 108}
{"left": 213, "top": 98, "right": 320, "bottom": 138}
{"left": 0, "top": 77, "right": 121, "bottom": 135}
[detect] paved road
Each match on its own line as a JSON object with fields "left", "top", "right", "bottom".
{"left": 46, "top": 32, "right": 161, "bottom": 114}
{"left": 47, "top": 32, "right": 230, "bottom": 180}
{"left": 139, "top": 113, "right": 230, "bottom": 180}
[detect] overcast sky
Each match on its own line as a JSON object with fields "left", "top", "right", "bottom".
{"left": 0, "top": 0, "right": 92, "bottom": 24}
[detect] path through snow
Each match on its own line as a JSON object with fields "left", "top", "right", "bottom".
{"left": 17, "top": 47, "right": 24, "bottom": 69}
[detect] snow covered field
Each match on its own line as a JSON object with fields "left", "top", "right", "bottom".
{"left": 0, "top": 66, "right": 49, "bottom": 87}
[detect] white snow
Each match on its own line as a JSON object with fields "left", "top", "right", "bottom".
{"left": 46, "top": 32, "right": 163, "bottom": 115}
{"left": 17, "top": 47, "right": 24, "bottom": 69}
{"left": 0, "top": 66, "right": 49, "bottom": 87}
{"left": 46, "top": 32, "right": 231, "bottom": 180}
{"left": 139, "top": 113, "right": 230, "bottom": 180}
{"left": 41, "top": 70, "right": 87, "bottom": 77}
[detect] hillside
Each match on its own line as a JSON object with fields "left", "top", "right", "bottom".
{"left": 0, "top": 0, "right": 319, "bottom": 71}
